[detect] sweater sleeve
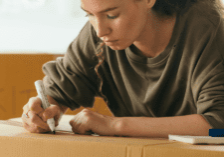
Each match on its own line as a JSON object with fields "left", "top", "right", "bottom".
{"left": 42, "top": 21, "right": 102, "bottom": 110}
{"left": 193, "top": 18, "right": 224, "bottom": 129}
{"left": 197, "top": 66, "right": 224, "bottom": 129}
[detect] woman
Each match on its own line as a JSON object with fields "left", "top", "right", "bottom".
{"left": 22, "top": 0, "right": 224, "bottom": 138}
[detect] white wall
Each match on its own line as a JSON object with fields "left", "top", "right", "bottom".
{"left": 0, "top": 0, "right": 87, "bottom": 54}
{"left": 0, "top": 0, "right": 224, "bottom": 54}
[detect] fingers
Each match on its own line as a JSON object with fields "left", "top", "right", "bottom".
{"left": 69, "top": 109, "right": 117, "bottom": 136}
{"left": 22, "top": 97, "right": 44, "bottom": 119}
{"left": 28, "top": 110, "right": 50, "bottom": 130}
{"left": 27, "top": 97, "right": 44, "bottom": 114}
{"left": 42, "top": 105, "right": 61, "bottom": 126}
{"left": 22, "top": 104, "right": 29, "bottom": 115}
{"left": 70, "top": 115, "right": 83, "bottom": 134}
{"left": 22, "top": 112, "right": 50, "bottom": 133}
{"left": 70, "top": 119, "right": 92, "bottom": 135}
{"left": 22, "top": 96, "right": 52, "bottom": 133}
{"left": 70, "top": 109, "right": 93, "bottom": 135}
{"left": 22, "top": 110, "right": 50, "bottom": 129}
{"left": 22, "top": 121, "right": 49, "bottom": 133}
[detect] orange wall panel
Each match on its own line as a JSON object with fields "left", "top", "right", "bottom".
{"left": 0, "top": 54, "right": 111, "bottom": 120}
{"left": 0, "top": 54, "right": 57, "bottom": 119}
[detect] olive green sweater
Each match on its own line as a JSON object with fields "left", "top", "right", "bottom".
{"left": 43, "top": 2, "right": 224, "bottom": 128}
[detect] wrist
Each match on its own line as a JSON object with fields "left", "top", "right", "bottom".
{"left": 58, "top": 104, "right": 68, "bottom": 114}
{"left": 112, "top": 117, "right": 128, "bottom": 136}
{"left": 113, "top": 117, "right": 149, "bottom": 137}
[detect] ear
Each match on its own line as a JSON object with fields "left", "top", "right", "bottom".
{"left": 146, "top": 0, "right": 156, "bottom": 8}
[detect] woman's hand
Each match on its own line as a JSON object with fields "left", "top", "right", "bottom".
{"left": 69, "top": 109, "right": 120, "bottom": 136}
{"left": 22, "top": 97, "right": 62, "bottom": 133}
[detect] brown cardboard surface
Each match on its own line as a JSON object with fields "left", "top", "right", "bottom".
{"left": 0, "top": 135, "right": 169, "bottom": 157}
{"left": 0, "top": 120, "right": 172, "bottom": 157}
{"left": 1, "top": 115, "right": 224, "bottom": 157}
{"left": 144, "top": 142, "right": 224, "bottom": 157}
{"left": 0, "top": 54, "right": 112, "bottom": 120}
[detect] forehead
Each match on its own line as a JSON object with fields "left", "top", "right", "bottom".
{"left": 81, "top": 0, "right": 127, "bottom": 12}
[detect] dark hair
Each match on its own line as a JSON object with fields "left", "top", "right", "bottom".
{"left": 152, "top": 0, "right": 224, "bottom": 16}
{"left": 94, "top": 42, "right": 108, "bottom": 104}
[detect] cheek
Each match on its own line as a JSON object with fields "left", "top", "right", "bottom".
{"left": 114, "top": 19, "right": 143, "bottom": 43}
{"left": 129, "top": 13, "right": 146, "bottom": 31}
{"left": 112, "top": 19, "right": 128, "bottom": 35}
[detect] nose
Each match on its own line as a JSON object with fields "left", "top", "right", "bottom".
{"left": 94, "top": 18, "right": 110, "bottom": 38}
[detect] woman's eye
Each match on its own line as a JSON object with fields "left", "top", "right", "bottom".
{"left": 85, "top": 14, "right": 117, "bottom": 19}
{"left": 107, "top": 15, "right": 117, "bottom": 19}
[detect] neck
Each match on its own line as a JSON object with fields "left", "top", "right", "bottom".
{"left": 133, "top": 11, "right": 176, "bottom": 58}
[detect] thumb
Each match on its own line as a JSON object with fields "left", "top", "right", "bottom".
{"left": 42, "top": 105, "right": 61, "bottom": 126}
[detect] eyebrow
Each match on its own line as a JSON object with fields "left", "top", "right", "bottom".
{"left": 81, "top": 6, "right": 119, "bottom": 14}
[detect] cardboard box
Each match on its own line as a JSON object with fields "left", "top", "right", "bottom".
{"left": 145, "top": 142, "right": 224, "bottom": 157}
{"left": 0, "top": 115, "right": 224, "bottom": 157}
{"left": 0, "top": 115, "right": 172, "bottom": 157}
{"left": 0, "top": 54, "right": 112, "bottom": 120}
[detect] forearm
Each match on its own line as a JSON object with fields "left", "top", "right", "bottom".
{"left": 116, "top": 114, "right": 212, "bottom": 138}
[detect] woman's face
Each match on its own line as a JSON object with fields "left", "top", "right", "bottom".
{"left": 81, "top": 0, "right": 149, "bottom": 50}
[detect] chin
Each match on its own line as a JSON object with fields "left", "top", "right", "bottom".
{"left": 108, "top": 43, "right": 131, "bottom": 51}
{"left": 109, "top": 46, "right": 125, "bottom": 50}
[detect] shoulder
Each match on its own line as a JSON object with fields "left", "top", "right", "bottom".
{"left": 177, "top": 1, "right": 224, "bottom": 59}
{"left": 57, "top": 21, "right": 101, "bottom": 74}
{"left": 65, "top": 21, "right": 102, "bottom": 62}
{"left": 182, "top": 1, "right": 221, "bottom": 25}
{"left": 173, "top": 2, "right": 224, "bottom": 77}
{"left": 178, "top": 1, "right": 222, "bottom": 35}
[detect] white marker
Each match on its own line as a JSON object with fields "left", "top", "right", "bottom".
{"left": 35, "top": 80, "right": 55, "bottom": 134}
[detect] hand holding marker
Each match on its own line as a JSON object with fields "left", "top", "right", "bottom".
{"left": 35, "top": 80, "right": 55, "bottom": 134}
